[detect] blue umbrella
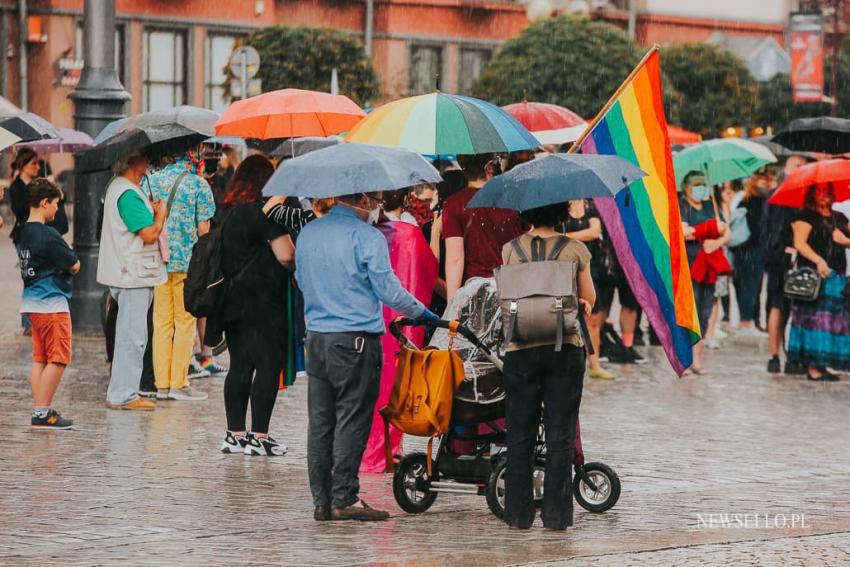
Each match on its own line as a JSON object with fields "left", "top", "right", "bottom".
{"left": 262, "top": 142, "right": 442, "bottom": 199}
{"left": 467, "top": 153, "right": 646, "bottom": 211}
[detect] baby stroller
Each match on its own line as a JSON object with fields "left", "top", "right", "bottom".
{"left": 389, "top": 317, "right": 621, "bottom": 518}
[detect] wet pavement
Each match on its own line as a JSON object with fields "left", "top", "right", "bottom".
{"left": 1, "top": 226, "right": 850, "bottom": 566}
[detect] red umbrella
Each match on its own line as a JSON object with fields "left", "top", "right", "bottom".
{"left": 502, "top": 101, "right": 586, "bottom": 145}
{"left": 667, "top": 124, "right": 701, "bottom": 145}
{"left": 214, "top": 88, "right": 366, "bottom": 139}
{"left": 769, "top": 158, "right": 850, "bottom": 207}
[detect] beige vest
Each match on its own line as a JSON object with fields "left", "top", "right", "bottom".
{"left": 96, "top": 176, "right": 167, "bottom": 289}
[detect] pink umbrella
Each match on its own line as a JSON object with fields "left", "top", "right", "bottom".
{"left": 502, "top": 101, "right": 587, "bottom": 145}
{"left": 19, "top": 128, "right": 95, "bottom": 154}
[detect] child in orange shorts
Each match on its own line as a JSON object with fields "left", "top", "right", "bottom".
{"left": 17, "top": 178, "right": 80, "bottom": 429}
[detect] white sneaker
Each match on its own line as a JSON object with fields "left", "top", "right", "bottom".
{"left": 168, "top": 386, "right": 208, "bottom": 401}
{"left": 244, "top": 434, "right": 288, "bottom": 456}
{"left": 220, "top": 431, "right": 248, "bottom": 454}
{"left": 713, "top": 327, "right": 729, "bottom": 340}
{"left": 706, "top": 338, "right": 721, "bottom": 349}
{"left": 156, "top": 388, "right": 170, "bottom": 400}
{"left": 736, "top": 326, "right": 766, "bottom": 338}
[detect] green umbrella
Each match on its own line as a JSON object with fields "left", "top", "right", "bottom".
{"left": 673, "top": 138, "right": 777, "bottom": 189}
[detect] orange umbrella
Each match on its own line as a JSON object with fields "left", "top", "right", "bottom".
{"left": 667, "top": 124, "right": 701, "bottom": 145}
{"left": 214, "top": 88, "right": 366, "bottom": 139}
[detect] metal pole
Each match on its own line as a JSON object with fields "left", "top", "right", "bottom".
{"left": 0, "top": 13, "right": 7, "bottom": 98}
{"left": 240, "top": 50, "right": 247, "bottom": 100}
{"left": 627, "top": 0, "right": 637, "bottom": 41}
{"left": 365, "top": 0, "right": 374, "bottom": 57}
{"left": 69, "top": 0, "right": 131, "bottom": 332}
{"left": 830, "top": 0, "right": 842, "bottom": 116}
{"left": 17, "top": 0, "right": 27, "bottom": 111}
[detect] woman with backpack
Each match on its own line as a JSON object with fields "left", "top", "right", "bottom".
{"left": 499, "top": 202, "right": 595, "bottom": 531}
{"left": 214, "top": 155, "right": 296, "bottom": 456}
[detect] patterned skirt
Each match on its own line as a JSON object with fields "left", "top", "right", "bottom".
{"left": 787, "top": 274, "right": 850, "bottom": 370}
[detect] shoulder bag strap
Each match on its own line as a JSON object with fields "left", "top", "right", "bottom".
{"left": 510, "top": 238, "right": 531, "bottom": 263}
{"left": 547, "top": 236, "right": 571, "bottom": 261}
{"left": 166, "top": 171, "right": 189, "bottom": 217}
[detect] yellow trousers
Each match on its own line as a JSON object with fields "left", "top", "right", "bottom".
{"left": 153, "top": 272, "right": 195, "bottom": 390}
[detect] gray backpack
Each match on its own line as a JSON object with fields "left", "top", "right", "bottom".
{"left": 495, "top": 236, "right": 579, "bottom": 351}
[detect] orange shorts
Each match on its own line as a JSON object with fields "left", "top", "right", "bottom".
{"left": 29, "top": 312, "right": 72, "bottom": 365}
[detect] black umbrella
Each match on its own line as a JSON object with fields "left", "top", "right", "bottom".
{"left": 772, "top": 117, "right": 850, "bottom": 155}
{"left": 80, "top": 106, "right": 219, "bottom": 170}
{"left": 0, "top": 112, "right": 59, "bottom": 141}
{"left": 270, "top": 136, "right": 342, "bottom": 159}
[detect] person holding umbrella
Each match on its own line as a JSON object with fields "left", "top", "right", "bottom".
{"left": 265, "top": 142, "right": 441, "bottom": 522}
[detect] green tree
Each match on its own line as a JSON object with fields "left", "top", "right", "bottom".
{"left": 233, "top": 26, "right": 379, "bottom": 106}
{"left": 661, "top": 43, "right": 758, "bottom": 136}
{"left": 471, "top": 16, "right": 643, "bottom": 119}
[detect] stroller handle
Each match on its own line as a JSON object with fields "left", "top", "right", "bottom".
{"left": 389, "top": 318, "right": 491, "bottom": 349}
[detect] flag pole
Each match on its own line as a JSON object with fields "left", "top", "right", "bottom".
{"left": 568, "top": 44, "right": 660, "bottom": 154}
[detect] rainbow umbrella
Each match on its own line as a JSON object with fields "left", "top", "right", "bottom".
{"left": 345, "top": 92, "right": 539, "bottom": 155}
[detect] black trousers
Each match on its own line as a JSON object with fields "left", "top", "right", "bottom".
{"left": 223, "top": 319, "right": 285, "bottom": 433}
{"left": 503, "top": 344, "right": 585, "bottom": 530}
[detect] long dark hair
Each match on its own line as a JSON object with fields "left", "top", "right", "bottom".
{"left": 12, "top": 148, "right": 38, "bottom": 177}
{"left": 803, "top": 183, "right": 835, "bottom": 214}
{"left": 222, "top": 155, "right": 274, "bottom": 207}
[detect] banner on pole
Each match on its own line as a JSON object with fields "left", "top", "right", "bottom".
{"left": 790, "top": 13, "right": 825, "bottom": 103}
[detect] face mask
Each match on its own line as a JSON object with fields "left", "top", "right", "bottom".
{"left": 691, "top": 185, "right": 709, "bottom": 201}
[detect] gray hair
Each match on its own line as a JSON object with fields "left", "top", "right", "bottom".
{"left": 112, "top": 151, "right": 146, "bottom": 175}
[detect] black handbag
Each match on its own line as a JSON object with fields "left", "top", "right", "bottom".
{"left": 783, "top": 266, "right": 822, "bottom": 302}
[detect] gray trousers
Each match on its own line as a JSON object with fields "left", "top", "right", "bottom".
{"left": 306, "top": 331, "right": 382, "bottom": 508}
{"left": 106, "top": 287, "right": 153, "bottom": 405}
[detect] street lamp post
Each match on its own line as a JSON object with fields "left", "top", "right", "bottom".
{"left": 69, "top": 0, "right": 130, "bottom": 331}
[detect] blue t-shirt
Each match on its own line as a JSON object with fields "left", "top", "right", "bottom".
{"left": 18, "top": 222, "right": 79, "bottom": 313}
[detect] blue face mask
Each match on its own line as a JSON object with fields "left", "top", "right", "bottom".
{"left": 691, "top": 185, "right": 710, "bottom": 201}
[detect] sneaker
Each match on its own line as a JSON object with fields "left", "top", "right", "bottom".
{"left": 714, "top": 327, "right": 729, "bottom": 340}
{"left": 767, "top": 356, "right": 781, "bottom": 374}
{"left": 156, "top": 388, "right": 170, "bottom": 400}
{"left": 139, "top": 388, "right": 157, "bottom": 398}
{"left": 784, "top": 361, "right": 806, "bottom": 375}
{"left": 244, "top": 434, "right": 288, "bottom": 456}
{"left": 626, "top": 346, "right": 647, "bottom": 364}
{"left": 198, "top": 355, "right": 227, "bottom": 376}
{"left": 168, "top": 386, "right": 208, "bottom": 401}
{"left": 736, "top": 326, "right": 766, "bottom": 338}
{"left": 31, "top": 409, "right": 73, "bottom": 430}
{"left": 588, "top": 368, "right": 615, "bottom": 380}
{"left": 706, "top": 338, "right": 721, "bottom": 350}
{"left": 188, "top": 358, "right": 211, "bottom": 379}
{"left": 220, "top": 431, "right": 248, "bottom": 454}
{"left": 331, "top": 499, "right": 389, "bottom": 521}
{"left": 106, "top": 398, "right": 156, "bottom": 411}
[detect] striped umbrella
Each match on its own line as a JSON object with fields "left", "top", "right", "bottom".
{"left": 345, "top": 92, "right": 539, "bottom": 156}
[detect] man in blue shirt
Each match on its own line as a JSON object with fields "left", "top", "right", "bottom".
{"left": 297, "top": 192, "right": 437, "bottom": 522}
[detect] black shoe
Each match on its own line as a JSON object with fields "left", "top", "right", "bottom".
{"left": 767, "top": 356, "right": 781, "bottom": 374}
{"left": 31, "top": 409, "right": 73, "bottom": 430}
{"left": 314, "top": 506, "right": 331, "bottom": 521}
{"left": 784, "top": 361, "right": 806, "bottom": 375}
{"left": 633, "top": 329, "right": 645, "bottom": 346}
{"left": 605, "top": 343, "right": 632, "bottom": 364}
{"left": 823, "top": 372, "right": 841, "bottom": 382}
{"left": 626, "top": 346, "right": 647, "bottom": 364}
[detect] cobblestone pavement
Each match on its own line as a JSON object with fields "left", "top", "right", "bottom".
{"left": 2, "top": 226, "right": 850, "bottom": 566}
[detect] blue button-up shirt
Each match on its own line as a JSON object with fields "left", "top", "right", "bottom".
{"left": 296, "top": 205, "right": 426, "bottom": 334}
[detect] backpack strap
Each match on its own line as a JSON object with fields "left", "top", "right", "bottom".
{"left": 547, "top": 236, "right": 571, "bottom": 261}
{"left": 554, "top": 297, "right": 564, "bottom": 352}
{"left": 503, "top": 299, "right": 519, "bottom": 346}
{"left": 530, "top": 236, "right": 546, "bottom": 261}
{"left": 510, "top": 238, "right": 531, "bottom": 263}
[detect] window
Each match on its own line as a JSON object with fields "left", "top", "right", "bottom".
{"left": 458, "top": 48, "right": 492, "bottom": 95}
{"left": 409, "top": 44, "right": 443, "bottom": 95}
{"left": 205, "top": 34, "right": 239, "bottom": 112}
{"left": 75, "top": 23, "right": 126, "bottom": 85}
{"left": 142, "top": 29, "right": 187, "bottom": 112}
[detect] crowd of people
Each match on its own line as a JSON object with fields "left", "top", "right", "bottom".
{"left": 8, "top": 140, "right": 850, "bottom": 526}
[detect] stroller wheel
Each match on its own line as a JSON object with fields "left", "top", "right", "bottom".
{"left": 393, "top": 453, "right": 438, "bottom": 514}
{"left": 573, "top": 462, "right": 620, "bottom": 513}
{"left": 486, "top": 459, "right": 545, "bottom": 519}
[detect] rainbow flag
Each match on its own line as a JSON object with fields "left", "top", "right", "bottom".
{"left": 576, "top": 47, "right": 700, "bottom": 375}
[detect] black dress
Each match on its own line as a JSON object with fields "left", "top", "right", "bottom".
{"left": 794, "top": 209, "right": 849, "bottom": 274}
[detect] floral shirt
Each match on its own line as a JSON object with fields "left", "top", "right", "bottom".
{"left": 150, "top": 157, "right": 216, "bottom": 273}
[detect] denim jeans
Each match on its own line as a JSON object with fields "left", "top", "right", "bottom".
{"left": 305, "top": 331, "right": 381, "bottom": 508}
{"left": 106, "top": 287, "right": 153, "bottom": 405}
{"left": 731, "top": 245, "right": 765, "bottom": 323}
{"left": 503, "top": 344, "right": 586, "bottom": 530}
